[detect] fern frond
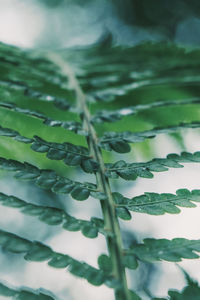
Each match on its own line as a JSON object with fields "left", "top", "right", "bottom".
{"left": 0, "top": 192, "right": 102, "bottom": 238}
{"left": 167, "top": 283, "right": 200, "bottom": 300}
{"left": 0, "top": 157, "right": 100, "bottom": 200}
{"left": 152, "top": 271, "right": 200, "bottom": 299}
{"left": 0, "top": 125, "right": 98, "bottom": 172}
{"left": 64, "top": 42, "right": 200, "bottom": 103}
{"left": 92, "top": 98, "right": 200, "bottom": 123}
{"left": 1, "top": 39, "right": 200, "bottom": 300}
{"left": 0, "top": 281, "right": 55, "bottom": 299}
{"left": 113, "top": 189, "right": 200, "bottom": 216}
{"left": 0, "top": 42, "right": 73, "bottom": 110}
{"left": 126, "top": 238, "right": 200, "bottom": 263}
{"left": 106, "top": 151, "right": 200, "bottom": 180}
{"left": 0, "top": 101, "right": 85, "bottom": 135}
{"left": 100, "top": 122, "right": 200, "bottom": 153}
{"left": 0, "top": 229, "right": 106, "bottom": 286}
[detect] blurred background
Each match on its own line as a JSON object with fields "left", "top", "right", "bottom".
{"left": 1, "top": 0, "right": 200, "bottom": 299}
{"left": 1, "top": 0, "right": 200, "bottom": 48}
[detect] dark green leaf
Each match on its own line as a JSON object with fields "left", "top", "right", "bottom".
{"left": 0, "top": 192, "right": 100, "bottom": 238}
{"left": 81, "top": 159, "right": 99, "bottom": 173}
{"left": 116, "top": 207, "right": 132, "bottom": 220}
{"left": 0, "top": 282, "right": 55, "bottom": 300}
{"left": 0, "top": 157, "right": 93, "bottom": 200}
{"left": 48, "top": 253, "right": 72, "bottom": 268}
{"left": 127, "top": 238, "right": 200, "bottom": 263}
{"left": 110, "top": 140, "right": 131, "bottom": 153}
{"left": 0, "top": 282, "right": 16, "bottom": 297}
{"left": 81, "top": 224, "right": 98, "bottom": 238}
{"left": 129, "top": 290, "right": 142, "bottom": 300}
{"left": 118, "top": 189, "right": 200, "bottom": 215}
{"left": 63, "top": 219, "right": 81, "bottom": 231}
{"left": 100, "top": 123, "right": 200, "bottom": 152}
{"left": 24, "top": 242, "right": 53, "bottom": 262}
{"left": 0, "top": 229, "right": 107, "bottom": 285}
{"left": 71, "top": 186, "right": 90, "bottom": 201}
{"left": 98, "top": 254, "right": 112, "bottom": 273}
{"left": 122, "top": 254, "right": 138, "bottom": 269}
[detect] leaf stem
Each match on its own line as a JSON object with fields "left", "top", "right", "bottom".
{"left": 49, "top": 53, "right": 131, "bottom": 300}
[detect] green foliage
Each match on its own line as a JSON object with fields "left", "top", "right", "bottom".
{"left": 106, "top": 151, "right": 200, "bottom": 181}
{"left": 1, "top": 39, "right": 200, "bottom": 300}
{"left": 0, "top": 192, "right": 102, "bottom": 237}
{"left": 113, "top": 189, "right": 200, "bottom": 215}
{"left": 99, "top": 122, "right": 200, "bottom": 153}
{"left": 0, "top": 281, "right": 55, "bottom": 299}
{"left": 0, "top": 229, "right": 106, "bottom": 286}
{"left": 126, "top": 238, "right": 200, "bottom": 263}
{"left": 153, "top": 271, "right": 200, "bottom": 299}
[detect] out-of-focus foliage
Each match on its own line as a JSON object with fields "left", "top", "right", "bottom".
{"left": 36, "top": 0, "right": 200, "bottom": 43}
{"left": 113, "top": 0, "right": 200, "bottom": 38}
{"left": 0, "top": 281, "right": 55, "bottom": 300}
{"left": 153, "top": 270, "right": 200, "bottom": 299}
{"left": 1, "top": 33, "right": 200, "bottom": 299}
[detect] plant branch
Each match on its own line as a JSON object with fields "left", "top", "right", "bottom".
{"left": 48, "top": 53, "right": 131, "bottom": 300}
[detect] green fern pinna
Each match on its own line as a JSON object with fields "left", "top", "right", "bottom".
{"left": 1, "top": 41, "right": 200, "bottom": 299}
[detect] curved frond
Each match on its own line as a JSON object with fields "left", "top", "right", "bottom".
{"left": 63, "top": 42, "right": 200, "bottom": 103}
{"left": 0, "top": 157, "right": 100, "bottom": 200}
{"left": 0, "top": 101, "right": 85, "bottom": 135}
{"left": 125, "top": 238, "right": 200, "bottom": 265}
{"left": 113, "top": 189, "right": 200, "bottom": 215}
{"left": 0, "top": 43, "right": 72, "bottom": 110}
{"left": 0, "top": 281, "right": 55, "bottom": 300}
{"left": 106, "top": 151, "right": 200, "bottom": 180}
{"left": 0, "top": 229, "right": 106, "bottom": 286}
{"left": 0, "top": 125, "right": 98, "bottom": 173}
{"left": 92, "top": 98, "right": 200, "bottom": 124}
{"left": 0, "top": 192, "right": 103, "bottom": 238}
{"left": 99, "top": 122, "right": 200, "bottom": 153}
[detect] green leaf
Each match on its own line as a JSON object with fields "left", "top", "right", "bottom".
{"left": 116, "top": 207, "right": 132, "bottom": 220}
{"left": 0, "top": 101, "right": 86, "bottom": 135}
{"left": 122, "top": 254, "right": 138, "bottom": 269}
{"left": 81, "top": 224, "right": 98, "bottom": 238}
{"left": 99, "top": 122, "right": 200, "bottom": 152}
{"left": 0, "top": 282, "right": 16, "bottom": 297}
{"left": 117, "top": 189, "right": 200, "bottom": 215}
{"left": 98, "top": 254, "right": 112, "bottom": 273}
{"left": 31, "top": 141, "right": 49, "bottom": 153}
{"left": 24, "top": 242, "right": 53, "bottom": 262}
{"left": 113, "top": 192, "right": 128, "bottom": 205}
{"left": 0, "top": 192, "right": 100, "bottom": 238}
{"left": 0, "top": 157, "right": 93, "bottom": 200}
{"left": 127, "top": 238, "right": 200, "bottom": 263}
{"left": 106, "top": 151, "right": 200, "bottom": 181}
{"left": 0, "top": 125, "right": 97, "bottom": 173}
{"left": 68, "top": 261, "right": 105, "bottom": 286}
{"left": 39, "top": 209, "right": 63, "bottom": 225}
{"left": 48, "top": 253, "right": 72, "bottom": 268}
{"left": 0, "top": 231, "right": 31, "bottom": 253}
{"left": 168, "top": 285, "right": 200, "bottom": 300}
{"left": 86, "top": 268, "right": 105, "bottom": 286}
{"left": 63, "top": 219, "right": 81, "bottom": 231}
{"left": 71, "top": 186, "right": 90, "bottom": 201}
{"left": 92, "top": 98, "right": 200, "bottom": 124}
{"left": 0, "top": 229, "right": 106, "bottom": 285}
{"left": 81, "top": 159, "right": 99, "bottom": 173}
{"left": 166, "top": 268, "right": 200, "bottom": 300}
{"left": 110, "top": 140, "right": 131, "bottom": 153}
{"left": 0, "top": 281, "right": 55, "bottom": 299}
{"left": 129, "top": 290, "right": 142, "bottom": 300}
